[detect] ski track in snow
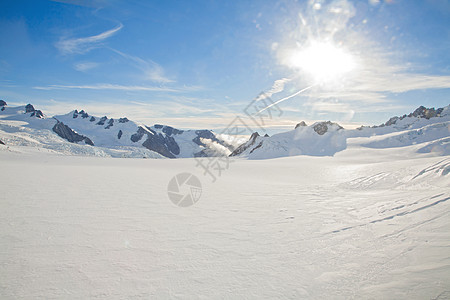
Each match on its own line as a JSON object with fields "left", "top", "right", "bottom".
{"left": 0, "top": 147, "right": 449, "bottom": 299}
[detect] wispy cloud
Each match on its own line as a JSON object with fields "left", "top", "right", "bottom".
{"left": 50, "top": 0, "right": 106, "bottom": 7}
{"left": 33, "top": 83, "right": 180, "bottom": 92}
{"left": 110, "top": 48, "right": 175, "bottom": 83}
{"left": 55, "top": 24, "right": 123, "bottom": 55}
{"left": 73, "top": 62, "right": 99, "bottom": 72}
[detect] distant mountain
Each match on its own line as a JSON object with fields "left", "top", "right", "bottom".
{"left": 1, "top": 101, "right": 449, "bottom": 159}
{"left": 230, "top": 105, "right": 450, "bottom": 159}
{"left": 0, "top": 102, "right": 238, "bottom": 158}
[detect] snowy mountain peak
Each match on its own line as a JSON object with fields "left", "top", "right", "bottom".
{"left": 295, "top": 121, "right": 307, "bottom": 129}
{"left": 369, "top": 104, "right": 450, "bottom": 129}
{"left": 231, "top": 104, "right": 449, "bottom": 159}
{"left": 0, "top": 102, "right": 242, "bottom": 158}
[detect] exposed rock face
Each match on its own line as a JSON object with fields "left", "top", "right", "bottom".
{"left": 0, "top": 100, "right": 6, "bottom": 106}
{"left": 30, "top": 110, "right": 44, "bottom": 118}
{"left": 130, "top": 127, "right": 146, "bottom": 143}
{"left": 52, "top": 121, "right": 94, "bottom": 146}
{"left": 193, "top": 130, "right": 220, "bottom": 147}
{"left": 89, "top": 116, "right": 96, "bottom": 122}
{"left": 409, "top": 106, "right": 443, "bottom": 119}
{"left": 370, "top": 105, "right": 447, "bottom": 129}
{"left": 0, "top": 139, "right": 4, "bottom": 145}
{"left": 117, "top": 130, "right": 123, "bottom": 139}
{"left": 142, "top": 133, "right": 177, "bottom": 158}
{"left": 162, "top": 125, "right": 183, "bottom": 136}
{"left": 295, "top": 121, "right": 307, "bottom": 129}
{"left": 230, "top": 132, "right": 262, "bottom": 157}
{"left": 118, "top": 117, "right": 129, "bottom": 123}
{"left": 129, "top": 126, "right": 179, "bottom": 158}
{"left": 25, "top": 104, "right": 35, "bottom": 113}
{"left": 105, "top": 119, "right": 114, "bottom": 129}
{"left": 313, "top": 121, "right": 343, "bottom": 135}
{"left": 96, "top": 116, "right": 107, "bottom": 126}
{"left": 23, "top": 104, "right": 44, "bottom": 118}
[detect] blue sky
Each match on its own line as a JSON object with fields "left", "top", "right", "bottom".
{"left": 1, "top": 0, "right": 450, "bottom": 132}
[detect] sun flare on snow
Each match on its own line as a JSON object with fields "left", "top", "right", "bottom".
{"left": 288, "top": 41, "right": 356, "bottom": 82}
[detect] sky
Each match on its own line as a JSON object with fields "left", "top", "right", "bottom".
{"left": 1, "top": 0, "right": 450, "bottom": 133}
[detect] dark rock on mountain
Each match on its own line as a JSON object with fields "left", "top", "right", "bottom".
{"left": 118, "top": 117, "right": 129, "bottom": 123}
{"left": 96, "top": 116, "right": 107, "bottom": 126}
{"left": 79, "top": 110, "right": 89, "bottom": 118}
{"left": 52, "top": 121, "right": 94, "bottom": 146}
{"left": 73, "top": 110, "right": 78, "bottom": 118}
{"left": 264, "top": 133, "right": 270, "bottom": 137}
{"left": 371, "top": 105, "right": 447, "bottom": 128}
{"left": 105, "top": 119, "right": 114, "bottom": 129}
{"left": 0, "top": 100, "right": 6, "bottom": 106}
{"left": 1, "top": 107, "right": 4, "bottom": 111}
{"left": 162, "top": 125, "right": 183, "bottom": 136}
{"left": 130, "top": 127, "right": 146, "bottom": 143}
{"left": 313, "top": 121, "right": 343, "bottom": 135}
{"left": 193, "top": 130, "right": 220, "bottom": 147}
{"left": 409, "top": 106, "right": 443, "bottom": 119}
{"left": 90, "top": 116, "right": 96, "bottom": 122}
{"left": 230, "top": 132, "right": 262, "bottom": 157}
{"left": 30, "top": 110, "right": 44, "bottom": 118}
{"left": 142, "top": 133, "right": 176, "bottom": 158}
{"left": 117, "top": 130, "right": 123, "bottom": 139}
{"left": 295, "top": 121, "right": 307, "bottom": 129}
{"left": 25, "top": 104, "right": 35, "bottom": 113}
{"left": 0, "top": 139, "right": 4, "bottom": 145}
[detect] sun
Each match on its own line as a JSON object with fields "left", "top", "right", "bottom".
{"left": 287, "top": 41, "right": 356, "bottom": 82}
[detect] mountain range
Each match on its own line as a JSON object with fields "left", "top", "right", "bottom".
{"left": 0, "top": 101, "right": 449, "bottom": 159}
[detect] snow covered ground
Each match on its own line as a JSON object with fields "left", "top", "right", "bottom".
{"left": 1, "top": 143, "right": 449, "bottom": 299}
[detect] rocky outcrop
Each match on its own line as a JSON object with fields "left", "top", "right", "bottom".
{"left": 25, "top": 104, "right": 35, "bottom": 113}
{"left": 313, "top": 121, "right": 343, "bottom": 135}
{"left": 105, "top": 119, "right": 114, "bottom": 129}
{"left": 295, "top": 121, "right": 307, "bottom": 129}
{"left": 117, "top": 130, "right": 123, "bottom": 139}
{"left": 96, "top": 116, "right": 107, "bottom": 126}
{"left": 129, "top": 126, "right": 179, "bottom": 158}
{"left": 24, "top": 104, "right": 44, "bottom": 118}
{"left": 368, "top": 105, "right": 448, "bottom": 129}
{"left": 0, "top": 139, "right": 4, "bottom": 145}
{"left": 30, "top": 110, "right": 44, "bottom": 118}
{"left": 52, "top": 121, "right": 94, "bottom": 146}
{"left": 230, "top": 132, "right": 262, "bottom": 157}
{"left": 409, "top": 106, "right": 443, "bottom": 119}
{"left": 0, "top": 100, "right": 6, "bottom": 106}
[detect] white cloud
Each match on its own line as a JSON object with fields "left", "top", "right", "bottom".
{"left": 33, "top": 83, "right": 180, "bottom": 92}
{"left": 110, "top": 49, "right": 175, "bottom": 83}
{"left": 73, "top": 62, "right": 99, "bottom": 72}
{"left": 55, "top": 24, "right": 123, "bottom": 55}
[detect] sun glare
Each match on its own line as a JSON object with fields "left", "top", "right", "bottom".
{"left": 288, "top": 41, "right": 356, "bottom": 82}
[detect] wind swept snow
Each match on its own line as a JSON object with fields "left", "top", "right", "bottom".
{"left": 0, "top": 145, "right": 449, "bottom": 299}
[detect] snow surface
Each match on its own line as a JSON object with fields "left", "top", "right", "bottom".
{"left": 1, "top": 143, "right": 449, "bottom": 299}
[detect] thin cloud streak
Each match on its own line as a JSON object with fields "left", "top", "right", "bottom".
{"left": 33, "top": 83, "right": 180, "bottom": 92}
{"left": 55, "top": 24, "right": 123, "bottom": 55}
{"left": 110, "top": 48, "right": 175, "bottom": 83}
